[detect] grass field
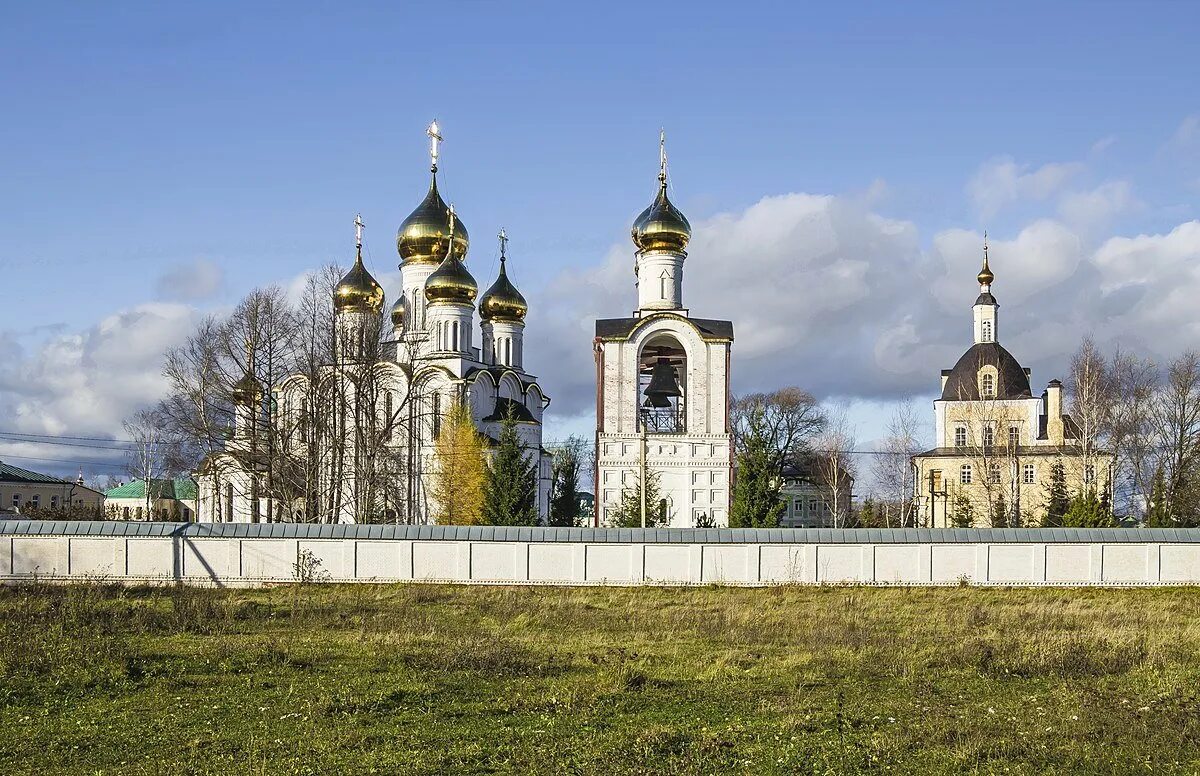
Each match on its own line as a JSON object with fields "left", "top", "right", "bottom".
{"left": 2, "top": 583, "right": 1200, "bottom": 775}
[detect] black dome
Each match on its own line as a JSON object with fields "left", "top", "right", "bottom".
{"left": 940, "top": 342, "right": 1032, "bottom": 401}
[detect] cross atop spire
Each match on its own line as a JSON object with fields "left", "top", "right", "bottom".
{"left": 978, "top": 230, "right": 995, "bottom": 288}
{"left": 427, "top": 119, "right": 442, "bottom": 173}
{"left": 354, "top": 213, "right": 365, "bottom": 250}
{"left": 498, "top": 228, "right": 508, "bottom": 261}
{"left": 658, "top": 128, "right": 668, "bottom": 185}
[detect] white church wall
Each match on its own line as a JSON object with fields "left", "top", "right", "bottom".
{"left": 8, "top": 525, "right": 1200, "bottom": 588}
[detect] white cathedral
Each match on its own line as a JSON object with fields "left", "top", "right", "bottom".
{"left": 197, "top": 123, "right": 553, "bottom": 524}
{"left": 594, "top": 137, "right": 735, "bottom": 527}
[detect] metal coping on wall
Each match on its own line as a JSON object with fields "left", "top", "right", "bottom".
{"left": 3, "top": 521, "right": 1200, "bottom": 544}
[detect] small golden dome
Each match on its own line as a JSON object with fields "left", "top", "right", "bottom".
{"left": 334, "top": 253, "right": 385, "bottom": 314}
{"left": 480, "top": 256, "right": 528, "bottom": 322}
{"left": 397, "top": 173, "right": 469, "bottom": 265}
{"left": 632, "top": 178, "right": 691, "bottom": 254}
{"left": 231, "top": 369, "right": 261, "bottom": 407}
{"left": 978, "top": 255, "right": 994, "bottom": 286}
{"left": 390, "top": 293, "right": 406, "bottom": 329}
{"left": 424, "top": 254, "right": 477, "bottom": 305}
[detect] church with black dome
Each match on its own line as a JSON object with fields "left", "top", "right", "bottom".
{"left": 912, "top": 244, "right": 1111, "bottom": 528}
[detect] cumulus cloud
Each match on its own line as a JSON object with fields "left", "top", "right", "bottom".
{"left": 155, "top": 258, "right": 223, "bottom": 301}
{"left": 967, "top": 157, "right": 1085, "bottom": 218}
{"left": 1057, "top": 180, "right": 1138, "bottom": 229}
{"left": 0, "top": 303, "right": 199, "bottom": 471}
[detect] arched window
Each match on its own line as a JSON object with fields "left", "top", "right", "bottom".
{"left": 452, "top": 321, "right": 460, "bottom": 352}
{"left": 981, "top": 372, "right": 995, "bottom": 398}
{"left": 981, "top": 320, "right": 993, "bottom": 342}
{"left": 225, "top": 483, "right": 234, "bottom": 522}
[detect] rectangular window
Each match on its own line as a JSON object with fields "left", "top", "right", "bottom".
{"left": 31, "top": 495, "right": 39, "bottom": 508}
{"left": 1085, "top": 465, "right": 1096, "bottom": 484}
{"left": 51, "top": 495, "right": 58, "bottom": 509}
{"left": 988, "top": 465, "right": 1001, "bottom": 484}
{"left": 960, "top": 465, "right": 973, "bottom": 485}
{"left": 809, "top": 500, "right": 818, "bottom": 513}
{"left": 982, "top": 320, "right": 993, "bottom": 342}
{"left": 432, "top": 393, "right": 442, "bottom": 438}
{"left": 954, "top": 426, "right": 967, "bottom": 447}
{"left": 1009, "top": 426, "right": 1020, "bottom": 448}
{"left": 1023, "top": 464, "right": 1036, "bottom": 484}
{"left": 982, "top": 425, "right": 995, "bottom": 447}
{"left": 931, "top": 470, "right": 943, "bottom": 491}
{"left": 12, "top": 493, "right": 19, "bottom": 507}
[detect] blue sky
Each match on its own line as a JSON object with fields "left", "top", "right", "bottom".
{"left": 0, "top": 2, "right": 1197, "bottom": 478}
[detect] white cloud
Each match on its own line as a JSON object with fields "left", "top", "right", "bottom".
{"left": 155, "top": 258, "right": 224, "bottom": 301}
{"left": 1168, "top": 115, "right": 1200, "bottom": 151}
{"left": 0, "top": 303, "right": 199, "bottom": 471}
{"left": 967, "top": 157, "right": 1085, "bottom": 218}
{"left": 1057, "top": 180, "right": 1137, "bottom": 228}
{"left": 1091, "top": 136, "right": 1117, "bottom": 154}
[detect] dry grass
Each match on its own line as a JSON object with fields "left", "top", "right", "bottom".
{"left": 2, "top": 583, "right": 1200, "bottom": 774}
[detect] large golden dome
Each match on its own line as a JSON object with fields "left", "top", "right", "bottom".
{"left": 397, "top": 173, "right": 469, "bottom": 265}
{"left": 231, "top": 369, "right": 261, "bottom": 407}
{"left": 632, "top": 176, "right": 691, "bottom": 254}
{"left": 480, "top": 255, "right": 528, "bottom": 322}
{"left": 424, "top": 253, "right": 477, "bottom": 305}
{"left": 334, "top": 253, "right": 385, "bottom": 314}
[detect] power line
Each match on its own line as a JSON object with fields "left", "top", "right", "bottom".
{"left": 0, "top": 452, "right": 128, "bottom": 470}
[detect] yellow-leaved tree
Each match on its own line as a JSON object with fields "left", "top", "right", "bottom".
{"left": 432, "top": 400, "right": 486, "bottom": 524}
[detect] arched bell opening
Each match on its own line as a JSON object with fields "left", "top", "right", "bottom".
{"left": 638, "top": 334, "right": 686, "bottom": 433}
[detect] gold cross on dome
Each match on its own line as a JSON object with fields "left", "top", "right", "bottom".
{"left": 427, "top": 120, "right": 442, "bottom": 169}
{"left": 498, "top": 228, "right": 508, "bottom": 259}
{"left": 354, "top": 213, "right": 365, "bottom": 248}
{"left": 659, "top": 128, "right": 668, "bottom": 182}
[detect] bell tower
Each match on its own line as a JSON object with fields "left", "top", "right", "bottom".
{"left": 594, "top": 133, "right": 735, "bottom": 527}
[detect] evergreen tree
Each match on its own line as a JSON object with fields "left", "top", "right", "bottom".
{"left": 1062, "top": 488, "right": 1112, "bottom": 528}
{"left": 1146, "top": 469, "right": 1171, "bottom": 527}
{"left": 1042, "top": 460, "right": 1070, "bottom": 527}
{"left": 857, "top": 497, "right": 880, "bottom": 528}
{"left": 548, "top": 436, "right": 586, "bottom": 527}
{"left": 431, "top": 401, "right": 486, "bottom": 525}
{"left": 482, "top": 408, "right": 539, "bottom": 526}
{"left": 610, "top": 469, "right": 666, "bottom": 528}
{"left": 991, "top": 493, "right": 1009, "bottom": 528}
{"left": 730, "top": 432, "right": 785, "bottom": 528}
{"left": 950, "top": 491, "right": 975, "bottom": 528}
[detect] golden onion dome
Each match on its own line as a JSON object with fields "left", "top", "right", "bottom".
{"left": 632, "top": 177, "right": 691, "bottom": 254}
{"left": 397, "top": 173, "right": 469, "bottom": 265}
{"left": 334, "top": 253, "right": 385, "bottom": 314}
{"left": 977, "top": 255, "right": 994, "bottom": 286}
{"left": 390, "top": 293, "right": 406, "bottom": 329}
{"left": 480, "top": 255, "right": 528, "bottom": 322}
{"left": 424, "top": 253, "right": 477, "bottom": 305}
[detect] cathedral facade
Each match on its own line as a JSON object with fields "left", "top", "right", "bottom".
{"left": 594, "top": 138, "right": 735, "bottom": 527}
{"left": 197, "top": 124, "right": 553, "bottom": 524}
{"left": 912, "top": 247, "right": 1113, "bottom": 527}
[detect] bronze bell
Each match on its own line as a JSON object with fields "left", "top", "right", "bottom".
{"left": 643, "top": 358, "right": 682, "bottom": 408}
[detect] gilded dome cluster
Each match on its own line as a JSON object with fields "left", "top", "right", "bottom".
{"left": 424, "top": 252, "right": 478, "bottom": 305}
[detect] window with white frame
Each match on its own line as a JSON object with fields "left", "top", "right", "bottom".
{"left": 960, "top": 465, "right": 973, "bottom": 485}
{"left": 982, "top": 424, "right": 995, "bottom": 447}
{"left": 12, "top": 493, "right": 19, "bottom": 507}
{"left": 982, "top": 320, "right": 993, "bottom": 342}
{"left": 954, "top": 426, "right": 967, "bottom": 447}
{"left": 988, "top": 465, "right": 1001, "bottom": 484}
{"left": 981, "top": 372, "right": 996, "bottom": 398}
{"left": 1009, "top": 425, "right": 1020, "bottom": 448}
{"left": 1023, "top": 464, "right": 1036, "bottom": 484}
{"left": 1085, "top": 464, "right": 1096, "bottom": 484}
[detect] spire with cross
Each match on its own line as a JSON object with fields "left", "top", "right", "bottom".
{"left": 498, "top": 228, "right": 508, "bottom": 263}
{"left": 658, "top": 128, "right": 668, "bottom": 185}
{"left": 354, "top": 213, "right": 365, "bottom": 250}
{"left": 427, "top": 119, "right": 442, "bottom": 173}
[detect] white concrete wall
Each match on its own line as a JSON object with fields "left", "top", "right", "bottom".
{"left": 5, "top": 533, "right": 1200, "bottom": 587}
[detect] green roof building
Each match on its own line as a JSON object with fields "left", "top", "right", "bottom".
{"left": 104, "top": 477, "right": 199, "bottom": 521}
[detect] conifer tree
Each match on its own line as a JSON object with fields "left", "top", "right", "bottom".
{"left": 857, "top": 497, "right": 880, "bottom": 528}
{"left": 1062, "top": 488, "right": 1111, "bottom": 528}
{"left": 1146, "top": 469, "right": 1171, "bottom": 527}
{"left": 1042, "top": 460, "right": 1070, "bottom": 527}
{"left": 991, "top": 492, "right": 1009, "bottom": 528}
{"left": 548, "top": 436, "right": 586, "bottom": 527}
{"left": 431, "top": 401, "right": 486, "bottom": 525}
{"left": 482, "top": 408, "right": 539, "bottom": 526}
{"left": 730, "top": 433, "right": 785, "bottom": 528}
{"left": 610, "top": 469, "right": 666, "bottom": 528}
{"left": 950, "top": 490, "right": 976, "bottom": 528}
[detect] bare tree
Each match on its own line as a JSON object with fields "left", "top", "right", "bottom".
{"left": 871, "top": 401, "right": 923, "bottom": 527}
{"left": 731, "top": 387, "right": 827, "bottom": 470}
{"left": 1108, "top": 347, "right": 1158, "bottom": 518}
{"left": 1150, "top": 351, "right": 1200, "bottom": 523}
{"left": 814, "top": 405, "right": 856, "bottom": 528}
{"left": 1066, "top": 337, "right": 1113, "bottom": 496}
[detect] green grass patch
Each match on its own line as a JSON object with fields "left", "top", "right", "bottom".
{"left": 2, "top": 583, "right": 1200, "bottom": 774}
